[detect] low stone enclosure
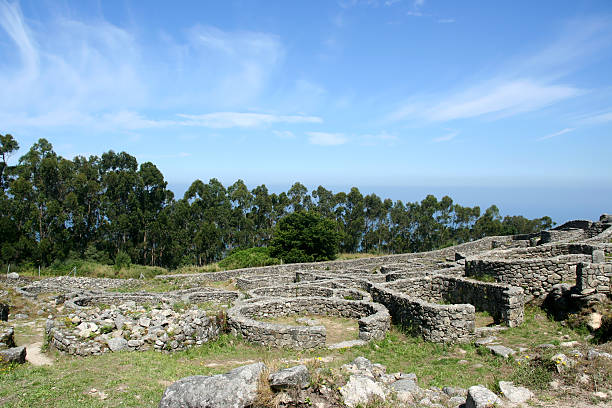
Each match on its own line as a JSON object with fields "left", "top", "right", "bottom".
{"left": 228, "top": 297, "right": 390, "bottom": 349}
{"left": 369, "top": 276, "right": 524, "bottom": 343}
{"left": 9, "top": 213, "right": 609, "bottom": 356}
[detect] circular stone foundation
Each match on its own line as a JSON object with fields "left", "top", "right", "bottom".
{"left": 227, "top": 296, "right": 390, "bottom": 349}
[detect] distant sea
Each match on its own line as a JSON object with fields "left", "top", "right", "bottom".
{"left": 168, "top": 182, "right": 612, "bottom": 227}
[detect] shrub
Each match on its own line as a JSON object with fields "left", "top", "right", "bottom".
{"left": 218, "top": 247, "right": 280, "bottom": 270}
{"left": 269, "top": 211, "right": 340, "bottom": 264}
{"left": 114, "top": 250, "right": 132, "bottom": 271}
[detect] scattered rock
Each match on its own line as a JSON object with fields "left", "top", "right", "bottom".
{"left": 587, "top": 349, "right": 612, "bottom": 360}
{"left": 498, "top": 381, "right": 533, "bottom": 403}
{"left": 0, "top": 346, "right": 27, "bottom": 364}
{"left": 328, "top": 339, "right": 368, "bottom": 349}
{"left": 475, "top": 336, "right": 497, "bottom": 347}
{"left": 466, "top": 385, "right": 502, "bottom": 408}
{"left": 14, "top": 313, "right": 28, "bottom": 320}
{"left": 487, "top": 344, "right": 515, "bottom": 358}
{"left": 340, "top": 375, "right": 386, "bottom": 408}
{"left": 560, "top": 340, "right": 579, "bottom": 347}
{"left": 295, "top": 317, "right": 321, "bottom": 326}
{"left": 593, "top": 391, "right": 608, "bottom": 399}
{"left": 587, "top": 313, "right": 602, "bottom": 330}
{"left": 391, "top": 378, "right": 421, "bottom": 395}
{"left": 537, "top": 343, "right": 555, "bottom": 349}
{"left": 7, "top": 272, "right": 19, "bottom": 279}
{"left": 443, "top": 386, "right": 467, "bottom": 398}
{"left": 158, "top": 362, "right": 266, "bottom": 408}
{"left": 268, "top": 365, "right": 310, "bottom": 390}
{"left": 107, "top": 337, "right": 129, "bottom": 352}
{"left": 551, "top": 353, "right": 574, "bottom": 372}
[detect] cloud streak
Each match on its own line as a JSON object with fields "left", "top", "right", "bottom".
{"left": 433, "top": 131, "right": 457, "bottom": 143}
{"left": 538, "top": 128, "right": 575, "bottom": 141}
{"left": 177, "top": 112, "right": 322, "bottom": 128}
{"left": 387, "top": 18, "right": 611, "bottom": 124}
{"left": 307, "top": 132, "right": 348, "bottom": 146}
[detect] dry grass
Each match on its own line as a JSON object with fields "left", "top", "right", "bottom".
{"left": 260, "top": 315, "right": 359, "bottom": 345}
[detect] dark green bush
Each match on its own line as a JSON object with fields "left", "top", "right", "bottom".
{"left": 218, "top": 247, "right": 279, "bottom": 270}
{"left": 269, "top": 211, "right": 340, "bottom": 264}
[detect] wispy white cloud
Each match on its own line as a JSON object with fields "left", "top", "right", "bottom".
{"left": 360, "top": 132, "right": 399, "bottom": 146}
{"left": 307, "top": 132, "right": 348, "bottom": 146}
{"left": 387, "top": 18, "right": 612, "bottom": 123}
{"left": 178, "top": 112, "right": 322, "bottom": 128}
{"left": 437, "top": 18, "right": 455, "bottom": 24}
{"left": 538, "top": 128, "right": 575, "bottom": 141}
{"left": 433, "top": 131, "right": 457, "bottom": 143}
{"left": 429, "top": 80, "right": 580, "bottom": 121}
{"left": 577, "top": 110, "right": 612, "bottom": 125}
{"left": 0, "top": 1, "right": 295, "bottom": 133}
{"left": 0, "top": 110, "right": 322, "bottom": 131}
{"left": 273, "top": 130, "right": 296, "bottom": 139}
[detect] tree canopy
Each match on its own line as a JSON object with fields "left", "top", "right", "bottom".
{"left": 0, "top": 134, "right": 555, "bottom": 270}
{"left": 270, "top": 211, "right": 340, "bottom": 263}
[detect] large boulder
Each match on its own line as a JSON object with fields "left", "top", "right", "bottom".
{"left": 107, "top": 337, "right": 129, "bottom": 352}
{"left": 0, "top": 346, "right": 26, "bottom": 365}
{"left": 466, "top": 385, "right": 501, "bottom": 408}
{"left": 159, "top": 362, "right": 266, "bottom": 408}
{"left": 499, "top": 381, "right": 533, "bottom": 403}
{"left": 268, "top": 365, "right": 310, "bottom": 390}
{"left": 340, "top": 375, "right": 386, "bottom": 408}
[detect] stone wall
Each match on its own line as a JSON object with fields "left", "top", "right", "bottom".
{"left": 46, "top": 303, "right": 221, "bottom": 356}
{"left": 227, "top": 297, "right": 390, "bottom": 349}
{"left": 236, "top": 275, "right": 295, "bottom": 291}
{"left": 576, "top": 262, "right": 611, "bottom": 295}
{"left": 378, "top": 275, "right": 524, "bottom": 328}
{"left": 64, "top": 288, "right": 240, "bottom": 309}
{"left": 249, "top": 284, "right": 369, "bottom": 301}
{"left": 368, "top": 282, "right": 475, "bottom": 343}
{"left": 156, "top": 235, "right": 519, "bottom": 283}
{"left": 464, "top": 255, "right": 591, "bottom": 298}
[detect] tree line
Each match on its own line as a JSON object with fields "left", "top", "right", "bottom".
{"left": 0, "top": 134, "right": 554, "bottom": 269}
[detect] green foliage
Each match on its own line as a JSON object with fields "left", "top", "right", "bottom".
{"left": 113, "top": 251, "right": 132, "bottom": 271}
{"left": 218, "top": 247, "right": 280, "bottom": 270}
{"left": 270, "top": 211, "right": 340, "bottom": 263}
{"left": 510, "top": 355, "right": 555, "bottom": 390}
{"left": 0, "top": 134, "right": 556, "bottom": 270}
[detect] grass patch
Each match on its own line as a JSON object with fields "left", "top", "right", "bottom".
{"left": 260, "top": 315, "right": 359, "bottom": 345}
{"left": 475, "top": 311, "right": 495, "bottom": 327}
{"left": 0, "top": 302, "right": 598, "bottom": 407}
{"left": 16, "top": 261, "right": 167, "bottom": 280}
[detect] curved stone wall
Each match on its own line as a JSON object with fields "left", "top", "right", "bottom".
{"left": 369, "top": 281, "right": 475, "bottom": 343}
{"left": 227, "top": 297, "right": 390, "bottom": 349}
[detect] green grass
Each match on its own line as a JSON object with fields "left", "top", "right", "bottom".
{"left": 0, "top": 302, "right": 602, "bottom": 407}
{"left": 218, "top": 247, "right": 280, "bottom": 270}
{"left": 16, "top": 261, "right": 168, "bottom": 280}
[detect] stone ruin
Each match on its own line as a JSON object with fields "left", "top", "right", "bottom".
{"left": 2, "top": 213, "right": 610, "bottom": 357}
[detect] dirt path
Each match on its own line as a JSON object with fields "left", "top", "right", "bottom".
{"left": 25, "top": 341, "right": 53, "bottom": 366}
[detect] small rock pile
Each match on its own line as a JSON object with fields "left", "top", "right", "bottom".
{"left": 157, "top": 357, "right": 536, "bottom": 408}
{"left": 46, "top": 302, "right": 221, "bottom": 356}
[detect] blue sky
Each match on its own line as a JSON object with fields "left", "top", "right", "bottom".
{"left": 1, "top": 0, "right": 611, "bottom": 223}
